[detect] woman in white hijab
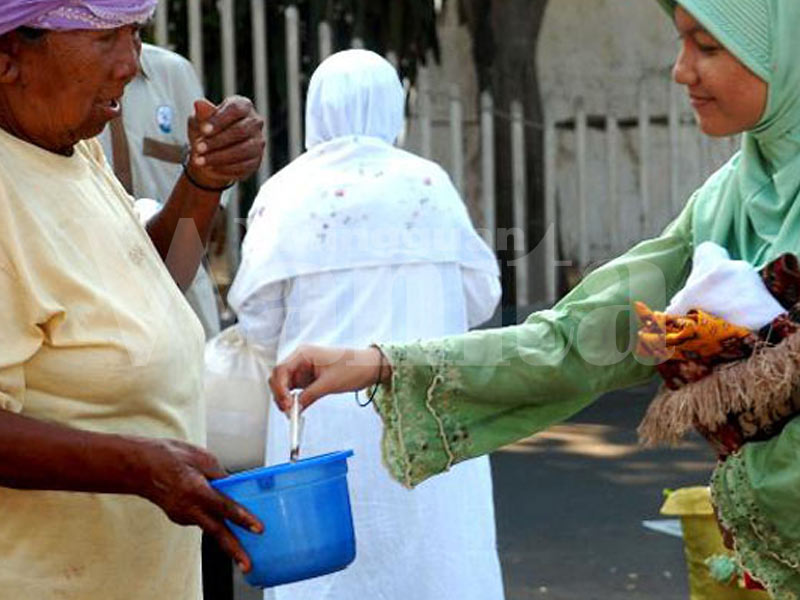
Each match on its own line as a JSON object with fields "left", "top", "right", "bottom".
{"left": 228, "top": 50, "right": 505, "bottom": 600}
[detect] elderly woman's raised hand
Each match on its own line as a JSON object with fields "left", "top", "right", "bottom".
{"left": 185, "top": 96, "right": 266, "bottom": 190}
{"left": 134, "top": 436, "right": 263, "bottom": 572}
{"left": 269, "top": 345, "right": 392, "bottom": 412}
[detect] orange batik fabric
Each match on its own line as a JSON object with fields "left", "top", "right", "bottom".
{"left": 636, "top": 254, "right": 800, "bottom": 458}
{"left": 635, "top": 303, "right": 757, "bottom": 389}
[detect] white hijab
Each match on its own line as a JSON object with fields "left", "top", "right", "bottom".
{"left": 228, "top": 50, "right": 498, "bottom": 306}
{"left": 304, "top": 49, "right": 405, "bottom": 148}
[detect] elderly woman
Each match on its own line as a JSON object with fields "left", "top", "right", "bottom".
{"left": 228, "top": 50, "right": 505, "bottom": 600}
{"left": 0, "top": 2, "right": 265, "bottom": 599}
{"left": 271, "top": 0, "right": 800, "bottom": 596}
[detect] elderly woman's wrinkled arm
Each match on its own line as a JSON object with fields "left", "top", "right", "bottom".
{"left": 147, "top": 96, "right": 265, "bottom": 290}
{"left": 0, "top": 407, "right": 263, "bottom": 571}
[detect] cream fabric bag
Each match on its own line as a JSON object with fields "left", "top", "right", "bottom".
{"left": 204, "top": 325, "right": 273, "bottom": 472}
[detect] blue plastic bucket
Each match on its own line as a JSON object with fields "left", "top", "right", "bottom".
{"left": 211, "top": 450, "right": 356, "bottom": 588}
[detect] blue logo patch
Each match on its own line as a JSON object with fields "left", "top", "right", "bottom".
{"left": 156, "top": 105, "right": 174, "bottom": 134}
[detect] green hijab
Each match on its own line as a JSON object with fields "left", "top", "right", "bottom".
{"left": 660, "top": 0, "right": 800, "bottom": 267}
{"left": 658, "top": 2, "right": 800, "bottom": 595}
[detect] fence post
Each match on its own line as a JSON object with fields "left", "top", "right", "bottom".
{"left": 188, "top": 0, "right": 204, "bottom": 82}
{"left": 251, "top": 0, "right": 271, "bottom": 182}
{"left": 605, "top": 103, "right": 619, "bottom": 252}
{"left": 219, "top": 0, "right": 236, "bottom": 99}
{"left": 219, "top": 0, "right": 241, "bottom": 271}
{"left": 318, "top": 21, "right": 333, "bottom": 62}
{"left": 669, "top": 82, "right": 681, "bottom": 216}
{"left": 285, "top": 5, "right": 303, "bottom": 160}
{"left": 576, "top": 98, "right": 588, "bottom": 268}
{"left": 480, "top": 91, "right": 496, "bottom": 248}
{"left": 698, "top": 121, "right": 711, "bottom": 181}
{"left": 418, "top": 67, "right": 433, "bottom": 159}
{"left": 639, "top": 87, "right": 651, "bottom": 237}
{"left": 155, "top": 1, "right": 169, "bottom": 47}
{"left": 511, "top": 100, "right": 529, "bottom": 309}
{"left": 450, "top": 84, "right": 464, "bottom": 196}
{"left": 544, "top": 108, "right": 558, "bottom": 305}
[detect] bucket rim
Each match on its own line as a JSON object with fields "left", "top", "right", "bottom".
{"left": 211, "top": 450, "right": 355, "bottom": 490}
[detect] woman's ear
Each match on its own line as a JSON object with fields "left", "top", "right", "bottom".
{"left": 0, "top": 53, "right": 20, "bottom": 84}
{"left": 0, "top": 35, "right": 21, "bottom": 84}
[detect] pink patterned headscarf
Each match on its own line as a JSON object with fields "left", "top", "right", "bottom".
{"left": 0, "top": 1, "right": 158, "bottom": 37}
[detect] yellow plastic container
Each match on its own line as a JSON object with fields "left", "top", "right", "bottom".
{"left": 660, "top": 487, "right": 769, "bottom": 600}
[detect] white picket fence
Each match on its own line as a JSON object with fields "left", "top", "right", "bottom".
{"left": 547, "top": 87, "right": 740, "bottom": 296}
{"left": 404, "top": 76, "right": 740, "bottom": 308}
{"left": 154, "top": 2, "right": 739, "bottom": 307}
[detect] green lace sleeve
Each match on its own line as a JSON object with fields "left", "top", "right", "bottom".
{"left": 711, "top": 418, "right": 800, "bottom": 599}
{"left": 373, "top": 198, "right": 697, "bottom": 488}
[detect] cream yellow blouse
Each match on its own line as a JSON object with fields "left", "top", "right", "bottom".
{"left": 0, "top": 128, "right": 205, "bottom": 600}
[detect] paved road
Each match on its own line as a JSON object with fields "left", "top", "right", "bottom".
{"left": 493, "top": 382, "right": 715, "bottom": 600}
{"left": 235, "top": 381, "right": 715, "bottom": 600}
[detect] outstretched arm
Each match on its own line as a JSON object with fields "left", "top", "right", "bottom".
{"left": 0, "top": 408, "right": 262, "bottom": 571}
{"left": 270, "top": 197, "right": 697, "bottom": 486}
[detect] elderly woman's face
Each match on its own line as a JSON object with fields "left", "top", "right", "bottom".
{"left": 672, "top": 7, "right": 768, "bottom": 137}
{"left": 0, "top": 25, "right": 141, "bottom": 153}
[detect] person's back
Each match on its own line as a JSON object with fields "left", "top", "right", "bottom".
{"left": 229, "top": 50, "right": 505, "bottom": 600}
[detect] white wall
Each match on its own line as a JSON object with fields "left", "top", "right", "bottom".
{"left": 538, "top": 0, "right": 676, "bottom": 120}
{"left": 538, "top": 0, "right": 739, "bottom": 266}
{"left": 403, "top": 0, "right": 741, "bottom": 270}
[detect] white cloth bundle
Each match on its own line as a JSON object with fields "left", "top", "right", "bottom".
{"left": 667, "top": 242, "right": 784, "bottom": 330}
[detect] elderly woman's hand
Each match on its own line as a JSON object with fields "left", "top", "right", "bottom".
{"left": 269, "top": 345, "right": 392, "bottom": 412}
{"left": 134, "top": 436, "right": 263, "bottom": 572}
{"left": 185, "top": 96, "right": 266, "bottom": 190}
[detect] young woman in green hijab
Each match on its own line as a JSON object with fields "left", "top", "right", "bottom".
{"left": 270, "top": 0, "right": 800, "bottom": 595}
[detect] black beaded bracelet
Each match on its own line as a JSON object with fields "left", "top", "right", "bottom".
{"left": 182, "top": 155, "right": 235, "bottom": 193}
{"left": 355, "top": 346, "right": 386, "bottom": 408}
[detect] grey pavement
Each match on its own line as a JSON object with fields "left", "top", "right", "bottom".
{"left": 234, "top": 381, "right": 714, "bottom": 600}
{"left": 493, "top": 381, "right": 713, "bottom": 600}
